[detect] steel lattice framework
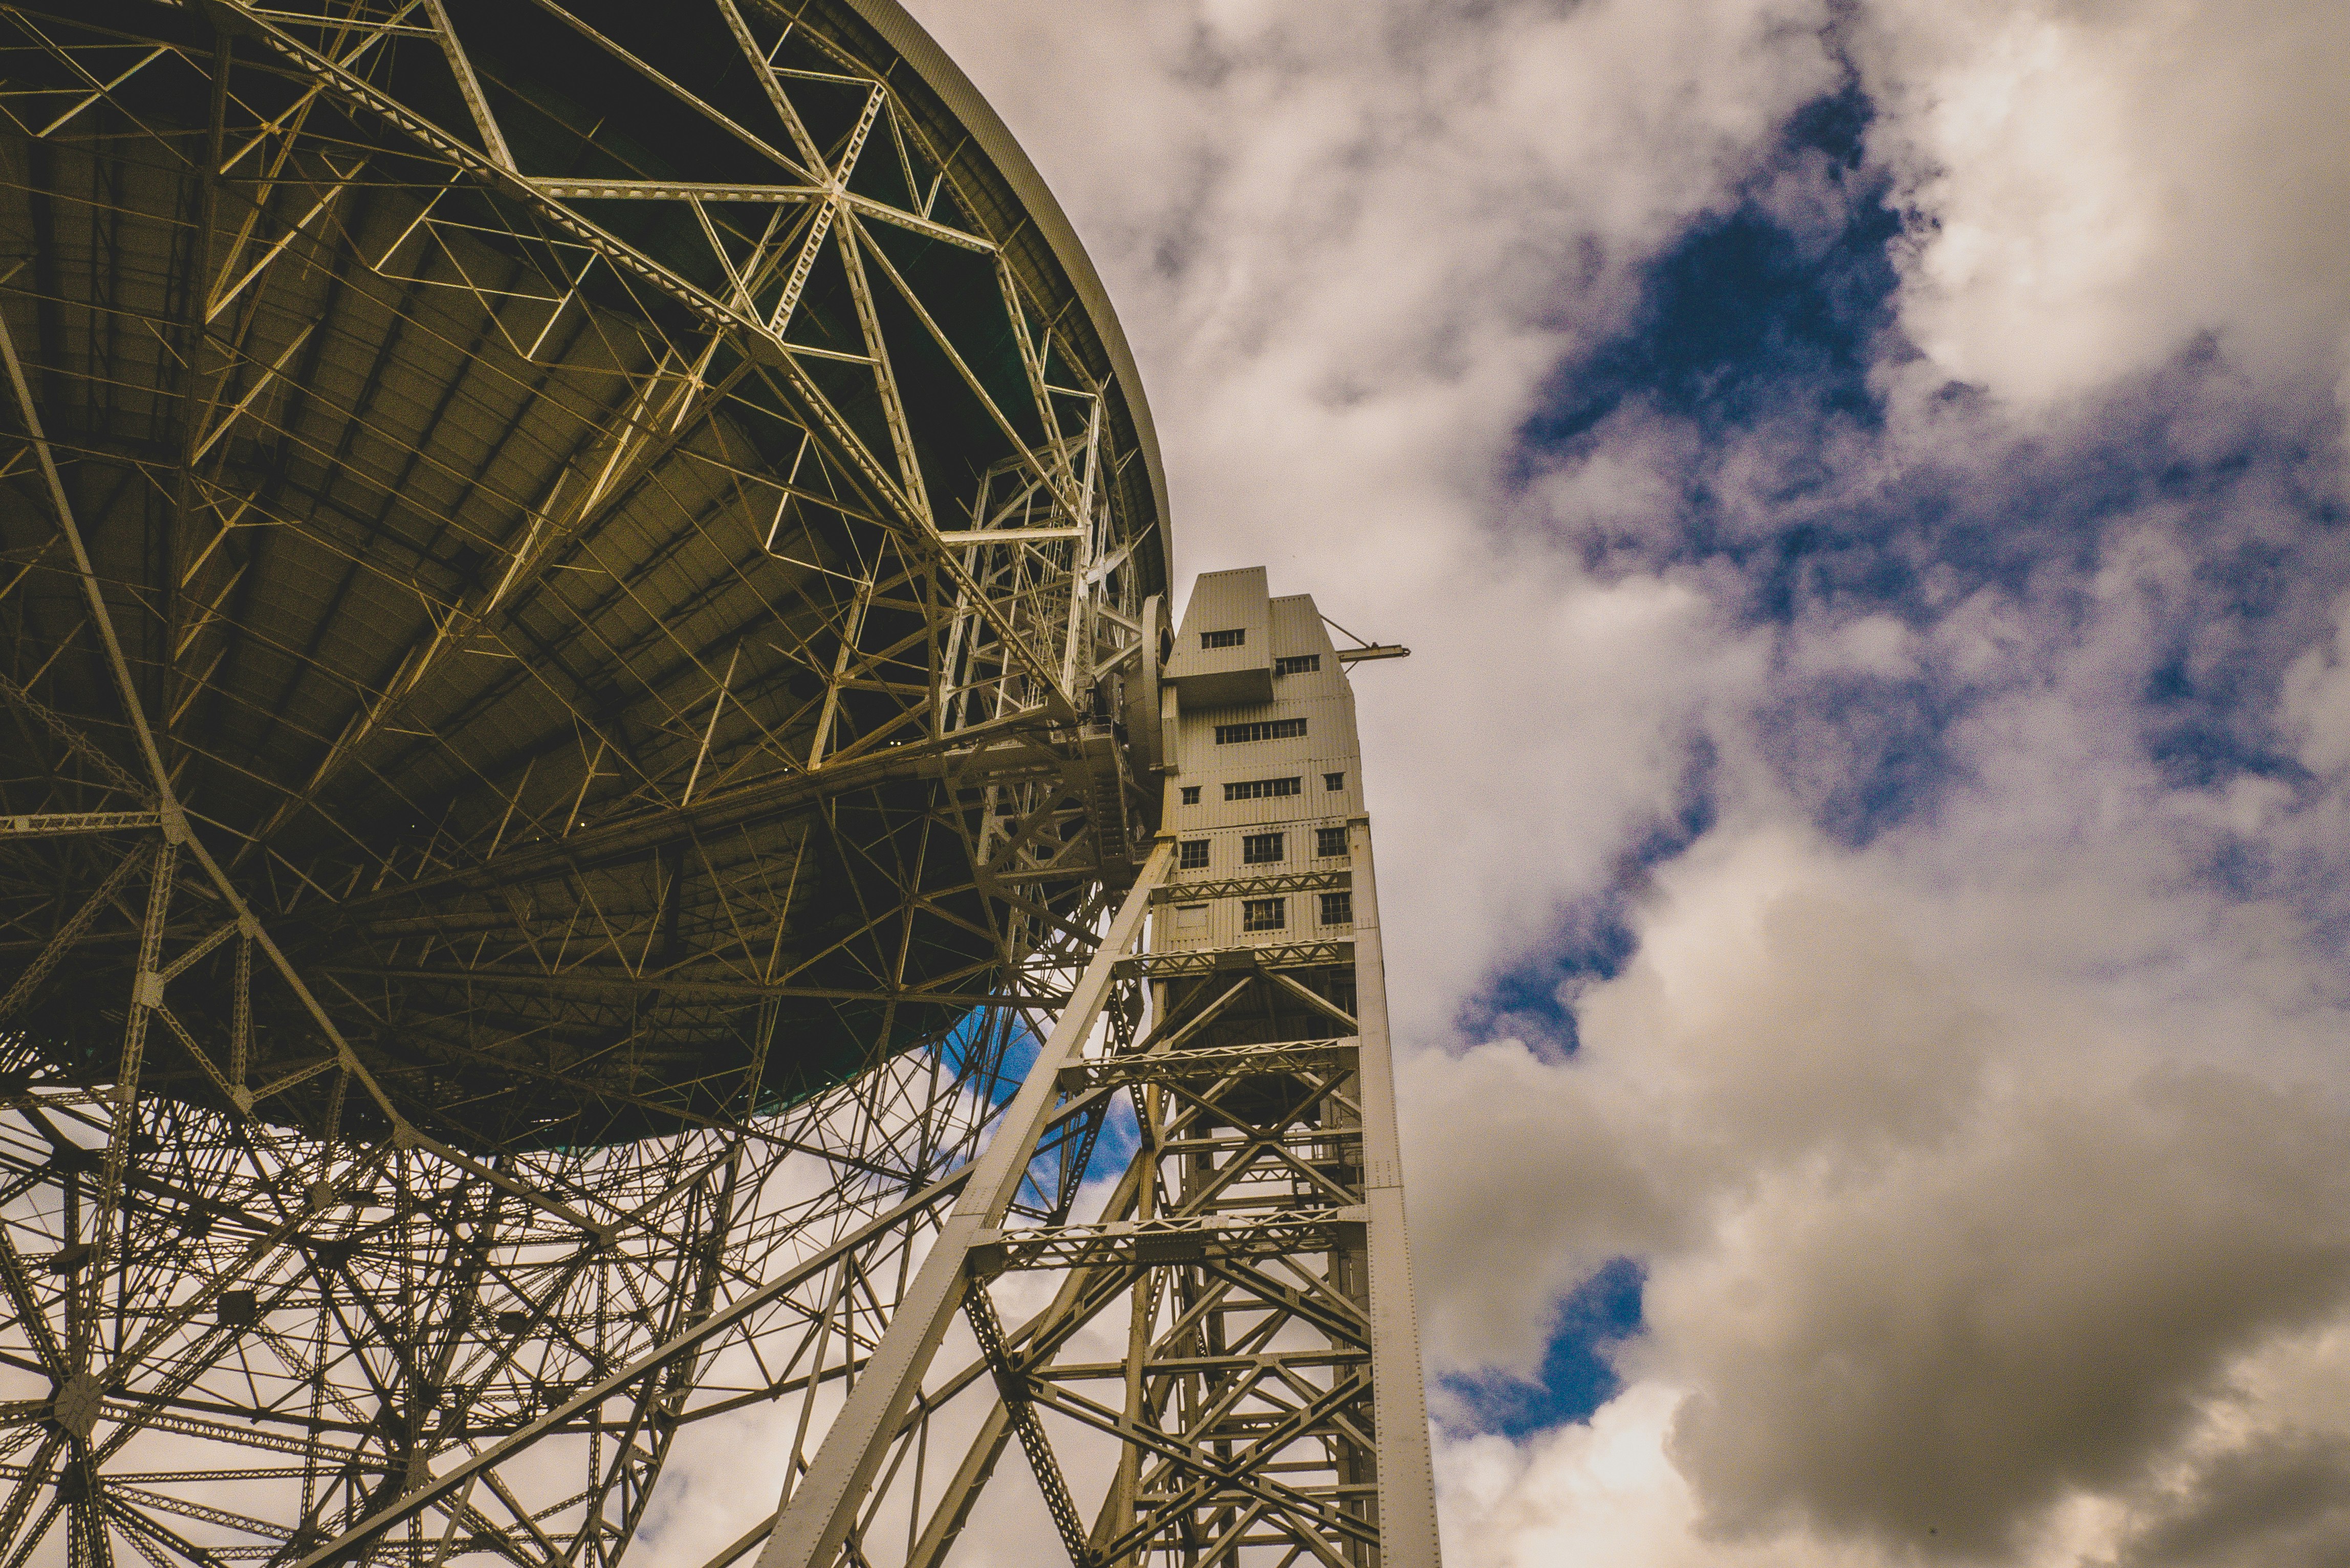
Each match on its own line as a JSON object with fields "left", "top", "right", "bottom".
{"left": 0, "top": 3, "right": 1439, "bottom": 1566}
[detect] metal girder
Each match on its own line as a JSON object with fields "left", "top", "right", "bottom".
{"left": 1156, "top": 870, "right": 1352, "bottom": 903}
{"left": 282, "top": 1163, "right": 980, "bottom": 1568}
{"left": 0, "top": 1, "right": 1175, "bottom": 1562}
{"left": 1346, "top": 820, "right": 1443, "bottom": 1567}
{"left": 0, "top": 812, "right": 162, "bottom": 837}
{"left": 968, "top": 1209, "right": 1367, "bottom": 1275}
{"left": 1115, "top": 942, "right": 1358, "bottom": 980}
{"left": 730, "top": 811, "right": 1437, "bottom": 1565}
{"left": 755, "top": 838, "right": 1173, "bottom": 1568}
{"left": 1058, "top": 1037, "right": 1361, "bottom": 1092}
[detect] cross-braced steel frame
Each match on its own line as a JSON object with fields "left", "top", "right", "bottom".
{"left": 0, "top": 3, "right": 1436, "bottom": 1565}
{"left": 746, "top": 821, "right": 1441, "bottom": 1568}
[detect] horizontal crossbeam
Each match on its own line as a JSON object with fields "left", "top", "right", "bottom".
{"left": 1114, "top": 941, "right": 1355, "bottom": 978}
{"left": 968, "top": 1208, "right": 1366, "bottom": 1276}
{"left": 0, "top": 812, "right": 163, "bottom": 836}
{"left": 530, "top": 179, "right": 823, "bottom": 201}
{"left": 320, "top": 967, "right": 1045, "bottom": 1009}
{"left": 1157, "top": 869, "right": 1350, "bottom": 902}
{"left": 1059, "top": 1037, "right": 1359, "bottom": 1093}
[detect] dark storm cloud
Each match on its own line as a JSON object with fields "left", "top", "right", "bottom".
{"left": 1659, "top": 1072, "right": 2350, "bottom": 1556}
{"left": 2119, "top": 1430, "right": 2350, "bottom": 1568}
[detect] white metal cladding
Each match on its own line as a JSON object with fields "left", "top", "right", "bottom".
{"left": 1269, "top": 592, "right": 1333, "bottom": 652}
{"left": 1164, "top": 564, "right": 1274, "bottom": 704}
{"left": 1163, "top": 821, "right": 1353, "bottom": 882}
{"left": 1155, "top": 883, "right": 1357, "bottom": 949}
{"left": 1167, "top": 594, "right": 1364, "bottom": 833}
{"left": 1156, "top": 580, "right": 1363, "bottom": 945}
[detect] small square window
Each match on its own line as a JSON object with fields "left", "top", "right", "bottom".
{"left": 1242, "top": 898, "right": 1286, "bottom": 932}
{"left": 1201, "top": 628, "right": 1246, "bottom": 649}
{"left": 1242, "top": 832, "right": 1284, "bottom": 864}
{"left": 1179, "top": 839, "right": 1209, "bottom": 869}
{"left": 1274, "top": 654, "right": 1320, "bottom": 675}
{"left": 1315, "top": 826, "right": 1348, "bottom": 858}
{"left": 1180, "top": 786, "right": 1201, "bottom": 805}
{"left": 1323, "top": 772, "right": 1345, "bottom": 792}
{"left": 1174, "top": 903, "right": 1208, "bottom": 933}
{"left": 1320, "top": 891, "right": 1353, "bottom": 926}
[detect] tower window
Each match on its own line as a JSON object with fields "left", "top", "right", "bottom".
{"left": 1201, "top": 628, "right": 1246, "bottom": 649}
{"left": 1242, "top": 898, "right": 1286, "bottom": 932}
{"left": 1274, "top": 654, "right": 1320, "bottom": 675}
{"left": 1320, "top": 891, "right": 1354, "bottom": 926}
{"left": 1214, "top": 718, "right": 1308, "bottom": 744}
{"left": 1315, "top": 826, "right": 1348, "bottom": 858}
{"left": 1178, "top": 840, "right": 1209, "bottom": 869}
{"left": 1242, "top": 832, "right": 1284, "bottom": 864}
{"left": 1180, "top": 786, "right": 1201, "bottom": 804}
{"left": 1225, "top": 777, "right": 1300, "bottom": 801}
{"left": 1323, "top": 772, "right": 1345, "bottom": 792}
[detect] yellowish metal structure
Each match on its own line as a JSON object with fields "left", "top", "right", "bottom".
{"left": 759, "top": 568, "right": 1439, "bottom": 1567}
{"left": 0, "top": 1, "right": 1436, "bottom": 1561}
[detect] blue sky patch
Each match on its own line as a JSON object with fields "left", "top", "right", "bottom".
{"left": 1524, "top": 81, "right": 1900, "bottom": 461}
{"left": 1457, "top": 741, "right": 1716, "bottom": 1051}
{"left": 1759, "top": 669, "right": 1969, "bottom": 847}
{"left": 1442, "top": 1258, "right": 1646, "bottom": 1437}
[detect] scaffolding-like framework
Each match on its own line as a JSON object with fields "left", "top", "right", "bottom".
{"left": 0, "top": 3, "right": 1437, "bottom": 1564}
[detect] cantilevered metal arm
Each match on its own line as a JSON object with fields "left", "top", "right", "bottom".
{"left": 755, "top": 840, "right": 1172, "bottom": 1568}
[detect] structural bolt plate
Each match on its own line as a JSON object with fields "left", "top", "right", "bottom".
{"left": 49, "top": 1373, "right": 103, "bottom": 1441}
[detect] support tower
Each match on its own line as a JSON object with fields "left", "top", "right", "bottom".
{"left": 761, "top": 567, "right": 1438, "bottom": 1566}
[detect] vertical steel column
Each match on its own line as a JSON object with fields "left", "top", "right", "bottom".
{"left": 1348, "top": 818, "right": 1441, "bottom": 1567}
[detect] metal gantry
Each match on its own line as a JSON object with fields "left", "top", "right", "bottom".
{"left": 0, "top": 3, "right": 1437, "bottom": 1565}
{"left": 747, "top": 570, "right": 1439, "bottom": 1568}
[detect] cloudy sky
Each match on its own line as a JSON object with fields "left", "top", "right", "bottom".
{"left": 897, "top": 2, "right": 2350, "bottom": 1564}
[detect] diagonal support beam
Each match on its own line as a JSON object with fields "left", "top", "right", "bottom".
{"left": 755, "top": 840, "right": 1171, "bottom": 1568}
{"left": 0, "top": 843, "right": 152, "bottom": 1025}
{"left": 960, "top": 1287, "right": 1090, "bottom": 1566}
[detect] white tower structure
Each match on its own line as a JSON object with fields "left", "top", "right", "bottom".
{"left": 760, "top": 567, "right": 1439, "bottom": 1565}
{"left": 1141, "top": 567, "right": 1439, "bottom": 1563}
